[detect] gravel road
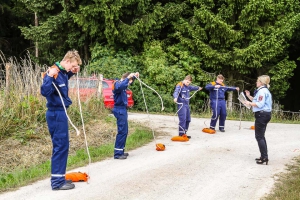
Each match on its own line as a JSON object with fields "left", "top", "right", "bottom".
{"left": 1, "top": 113, "right": 300, "bottom": 200}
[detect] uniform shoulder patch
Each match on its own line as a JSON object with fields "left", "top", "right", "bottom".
{"left": 177, "top": 82, "right": 183, "bottom": 87}
{"left": 112, "top": 80, "right": 118, "bottom": 90}
{"left": 42, "top": 65, "right": 60, "bottom": 79}
{"left": 258, "top": 95, "right": 263, "bottom": 101}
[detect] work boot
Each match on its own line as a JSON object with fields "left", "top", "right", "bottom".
{"left": 187, "top": 136, "right": 191, "bottom": 139}
{"left": 53, "top": 183, "right": 75, "bottom": 190}
{"left": 114, "top": 155, "right": 127, "bottom": 159}
{"left": 123, "top": 152, "right": 129, "bottom": 156}
{"left": 219, "top": 129, "right": 225, "bottom": 132}
{"left": 65, "top": 180, "right": 73, "bottom": 184}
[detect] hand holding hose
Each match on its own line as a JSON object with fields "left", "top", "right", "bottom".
{"left": 47, "top": 67, "right": 59, "bottom": 77}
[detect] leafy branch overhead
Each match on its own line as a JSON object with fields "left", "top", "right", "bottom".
{"left": 4, "top": 0, "right": 300, "bottom": 109}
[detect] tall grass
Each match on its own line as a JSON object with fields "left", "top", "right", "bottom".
{"left": 0, "top": 52, "right": 47, "bottom": 139}
{"left": 0, "top": 52, "right": 108, "bottom": 140}
{"left": 0, "top": 128, "right": 153, "bottom": 192}
{"left": 263, "top": 157, "right": 300, "bottom": 200}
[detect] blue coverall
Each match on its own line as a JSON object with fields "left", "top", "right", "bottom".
{"left": 173, "top": 82, "right": 199, "bottom": 136}
{"left": 41, "top": 63, "right": 75, "bottom": 189}
{"left": 205, "top": 82, "right": 236, "bottom": 131}
{"left": 113, "top": 78, "right": 133, "bottom": 158}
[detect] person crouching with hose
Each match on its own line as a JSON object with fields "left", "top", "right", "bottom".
{"left": 173, "top": 75, "right": 202, "bottom": 139}
{"left": 41, "top": 50, "right": 82, "bottom": 190}
{"left": 113, "top": 72, "right": 139, "bottom": 159}
{"left": 205, "top": 74, "right": 239, "bottom": 132}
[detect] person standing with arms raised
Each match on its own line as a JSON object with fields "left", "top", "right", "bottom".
{"left": 205, "top": 74, "right": 239, "bottom": 132}
{"left": 113, "top": 72, "right": 139, "bottom": 159}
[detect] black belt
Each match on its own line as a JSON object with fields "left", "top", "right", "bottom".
{"left": 255, "top": 110, "right": 271, "bottom": 113}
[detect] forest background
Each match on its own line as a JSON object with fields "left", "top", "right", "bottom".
{"left": 1, "top": 0, "right": 300, "bottom": 113}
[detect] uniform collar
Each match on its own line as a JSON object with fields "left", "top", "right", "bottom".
{"left": 55, "top": 62, "right": 65, "bottom": 71}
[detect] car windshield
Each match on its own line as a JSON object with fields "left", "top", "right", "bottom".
{"left": 102, "top": 81, "right": 109, "bottom": 89}
{"left": 69, "top": 79, "right": 98, "bottom": 89}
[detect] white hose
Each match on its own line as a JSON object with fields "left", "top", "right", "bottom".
{"left": 75, "top": 73, "right": 91, "bottom": 183}
{"left": 174, "top": 84, "right": 199, "bottom": 134}
{"left": 134, "top": 76, "right": 165, "bottom": 144}
{"left": 52, "top": 72, "right": 91, "bottom": 183}
{"left": 134, "top": 76, "right": 164, "bottom": 111}
{"left": 52, "top": 83, "right": 80, "bottom": 136}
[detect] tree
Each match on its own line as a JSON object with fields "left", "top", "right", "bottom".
{"left": 19, "top": 0, "right": 89, "bottom": 64}
{"left": 172, "top": 0, "right": 300, "bottom": 100}
{"left": 0, "top": 0, "right": 31, "bottom": 58}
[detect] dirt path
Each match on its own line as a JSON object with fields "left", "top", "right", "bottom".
{"left": 1, "top": 113, "right": 300, "bottom": 200}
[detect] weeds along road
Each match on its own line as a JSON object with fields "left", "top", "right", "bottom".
{"left": 1, "top": 113, "right": 300, "bottom": 200}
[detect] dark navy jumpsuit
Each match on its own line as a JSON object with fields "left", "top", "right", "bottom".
{"left": 41, "top": 63, "right": 75, "bottom": 189}
{"left": 173, "top": 82, "right": 199, "bottom": 136}
{"left": 252, "top": 86, "right": 272, "bottom": 159}
{"left": 205, "top": 82, "right": 236, "bottom": 131}
{"left": 113, "top": 78, "right": 133, "bottom": 158}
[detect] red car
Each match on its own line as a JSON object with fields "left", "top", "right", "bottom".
{"left": 69, "top": 77, "right": 134, "bottom": 109}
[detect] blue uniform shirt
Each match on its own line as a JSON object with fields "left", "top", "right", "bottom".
{"left": 173, "top": 82, "right": 199, "bottom": 105}
{"left": 205, "top": 82, "right": 236, "bottom": 100}
{"left": 252, "top": 86, "right": 272, "bottom": 112}
{"left": 41, "top": 63, "right": 75, "bottom": 109}
{"left": 113, "top": 78, "right": 130, "bottom": 107}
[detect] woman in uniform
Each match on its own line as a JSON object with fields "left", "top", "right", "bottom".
{"left": 244, "top": 75, "right": 272, "bottom": 165}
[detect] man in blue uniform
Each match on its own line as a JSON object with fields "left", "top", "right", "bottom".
{"left": 173, "top": 75, "right": 202, "bottom": 138}
{"left": 205, "top": 74, "right": 239, "bottom": 132}
{"left": 41, "top": 50, "right": 81, "bottom": 190}
{"left": 113, "top": 72, "right": 139, "bottom": 159}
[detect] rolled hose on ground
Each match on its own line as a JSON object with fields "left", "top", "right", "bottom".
{"left": 156, "top": 143, "right": 166, "bottom": 151}
{"left": 202, "top": 128, "right": 216, "bottom": 134}
{"left": 171, "top": 134, "right": 189, "bottom": 142}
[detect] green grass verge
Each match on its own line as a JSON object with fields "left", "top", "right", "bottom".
{"left": 262, "top": 156, "right": 300, "bottom": 200}
{"left": 0, "top": 127, "right": 153, "bottom": 193}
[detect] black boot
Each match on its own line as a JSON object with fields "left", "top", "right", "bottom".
{"left": 256, "top": 158, "right": 268, "bottom": 165}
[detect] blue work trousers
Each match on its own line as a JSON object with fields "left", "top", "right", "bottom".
{"left": 113, "top": 107, "right": 128, "bottom": 158}
{"left": 254, "top": 111, "right": 271, "bottom": 159}
{"left": 210, "top": 100, "right": 227, "bottom": 130}
{"left": 177, "top": 104, "right": 191, "bottom": 136}
{"left": 46, "top": 109, "right": 69, "bottom": 189}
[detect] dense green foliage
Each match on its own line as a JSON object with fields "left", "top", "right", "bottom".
{"left": 1, "top": 0, "right": 300, "bottom": 110}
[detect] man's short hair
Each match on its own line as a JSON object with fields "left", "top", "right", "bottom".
{"left": 63, "top": 49, "right": 82, "bottom": 65}
{"left": 184, "top": 75, "right": 192, "bottom": 81}
{"left": 217, "top": 74, "right": 224, "bottom": 80}
{"left": 122, "top": 72, "right": 131, "bottom": 79}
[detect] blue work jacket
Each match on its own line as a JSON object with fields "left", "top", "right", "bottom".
{"left": 113, "top": 78, "right": 131, "bottom": 107}
{"left": 41, "top": 64, "right": 75, "bottom": 109}
{"left": 205, "top": 81, "right": 236, "bottom": 100}
{"left": 173, "top": 82, "right": 199, "bottom": 105}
